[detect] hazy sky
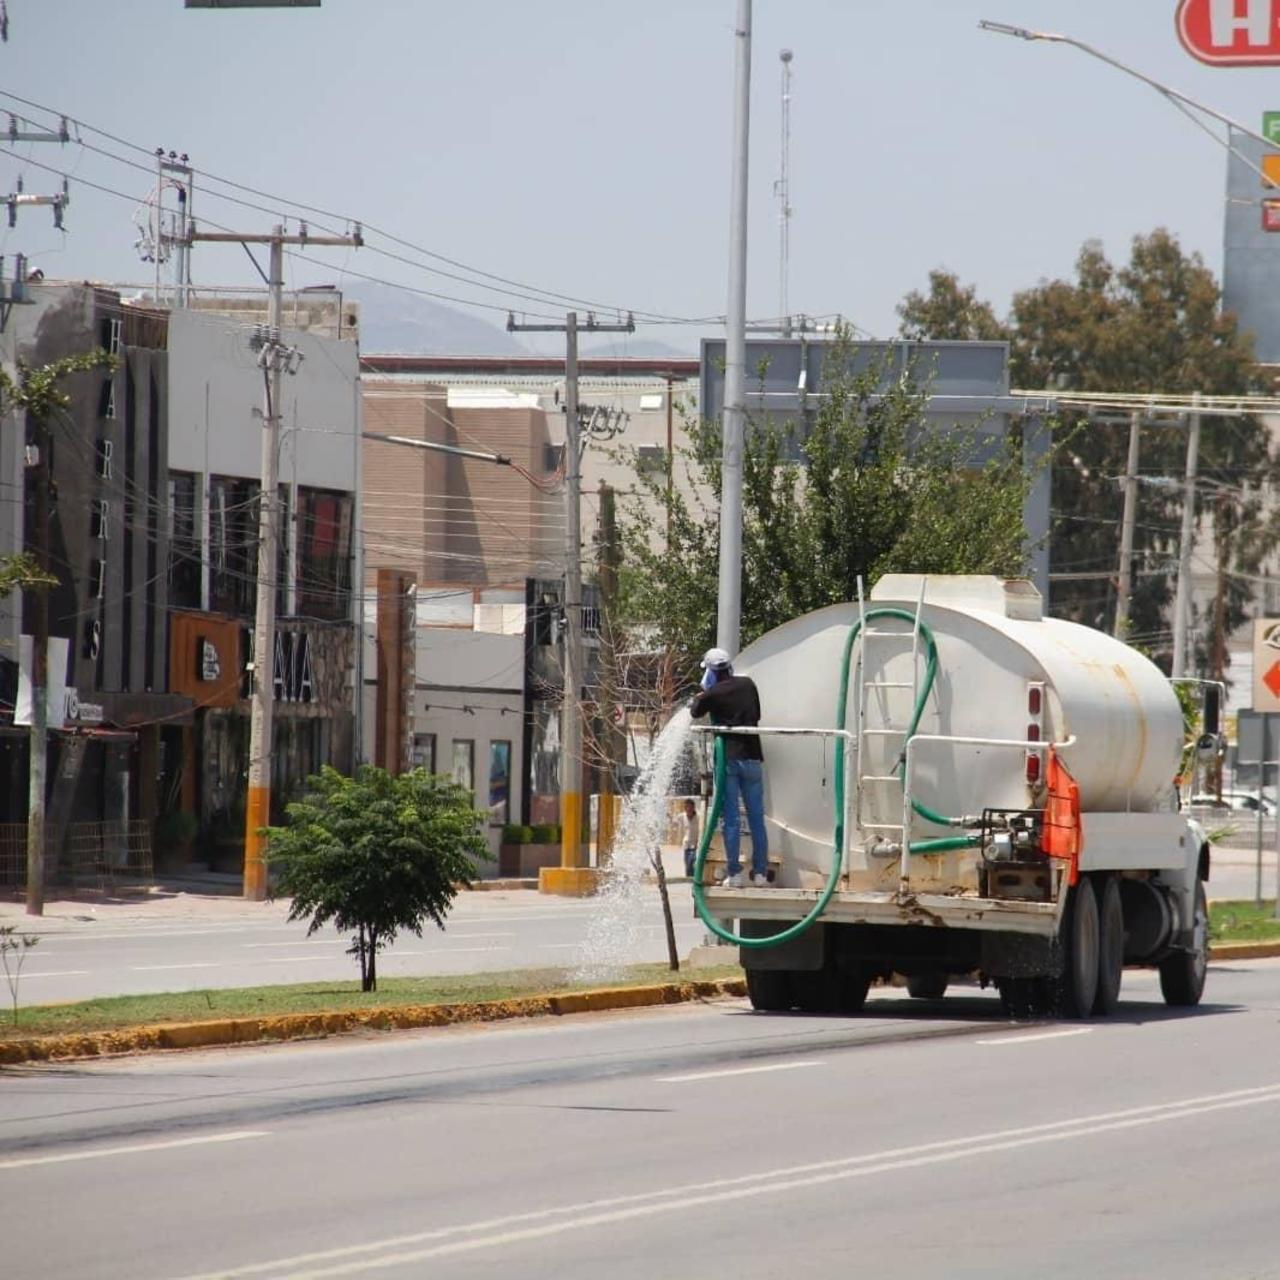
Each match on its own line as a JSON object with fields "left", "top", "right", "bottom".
{"left": 2, "top": 1, "right": 1278, "bottom": 356}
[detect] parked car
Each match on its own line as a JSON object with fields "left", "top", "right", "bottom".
{"left": 1188, "top": 791, "right": 1276, "bottom": 818}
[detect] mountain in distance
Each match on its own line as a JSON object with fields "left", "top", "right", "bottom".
{"left": 343, "top": 281, "right": 526, "bottom": 355}
{"left": 580, "top": 336, "right": 696, "bottom": 359}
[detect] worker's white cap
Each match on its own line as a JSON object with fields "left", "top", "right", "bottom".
{"left": 701, "top": 647, "right": 733, "bottom": 670}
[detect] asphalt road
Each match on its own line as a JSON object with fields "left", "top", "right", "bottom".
{"left": 0, "top": 887, "right": 711, "bottom": 1006}
{"left": 4, "top": 959, "right": 1280, "bottom": 1279}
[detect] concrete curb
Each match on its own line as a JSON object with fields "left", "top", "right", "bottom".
{"left": 1209, "top": 941, "right": 1280, "bottom": 961}
{"left": 0, "top": 978, "right": 748, "bottom": 1067}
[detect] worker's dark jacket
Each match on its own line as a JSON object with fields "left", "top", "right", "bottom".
{"left": 690, "top": 675, "right": 764, "bottom": 762}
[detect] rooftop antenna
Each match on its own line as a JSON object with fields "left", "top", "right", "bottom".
{"left": 775, "top": 48, "right": 793, "bottom": 336}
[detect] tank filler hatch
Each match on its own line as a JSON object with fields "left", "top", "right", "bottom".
{"left": 870, "top": 575, "right": 1042, "bottom": 621}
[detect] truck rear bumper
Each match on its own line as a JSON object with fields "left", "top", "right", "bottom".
{"left": 702, "top": 887, "right": 1061, "bottom": 937}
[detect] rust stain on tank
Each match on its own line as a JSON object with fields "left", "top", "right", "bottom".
{"left": 1111, "top": 662, "right": 1147, "bottom": 794}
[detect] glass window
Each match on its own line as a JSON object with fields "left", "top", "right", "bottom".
{"left": 412, "top": 733, "right": 436, "bottom": 774}
{"left": 209, "top": 475, "right": 260, "bottom": 617}
{"left": 488, "top": 740, "right": 511, "bottom": 826}
{"left": 451, "top": 740, "right": 474, "bottom": 795}
{"left": 297, "top": 486, "right": 353, "bottom": 620}
{"left": 168, "top": 471, "right": 201, "bottom": 610}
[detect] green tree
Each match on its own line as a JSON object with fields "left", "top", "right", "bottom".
{"left": 267, "top": 765, "right": 489, "bottom": 991}
{"left": 898, "top": 231, "right": 1270, "bottom": 658}
{"left": 618, "top": 338, "right": 1031, "bottom": 678}
{"left": 897, "top": 269, "right": 1008, "bottom": 342}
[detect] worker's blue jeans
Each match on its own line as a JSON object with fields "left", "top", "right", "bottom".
{"left": 722, "top": 757, "right": 768, "bottom": 877}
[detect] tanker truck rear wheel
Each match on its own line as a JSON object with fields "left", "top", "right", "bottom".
{"left": 746, "top": 969, "right": 794, "bottom": 1012}
{"left": 1159, "top": 879, "right": 1208, "bottom": 1008}
{"left": 1092, "top": 874, "right": 1124, "bottom": 1016}
{"left": 1052, "top": 877, "right": 1100, "bottom": 1019}
{"left": 906, "top": 973, "right": 948, "bottom": 1000}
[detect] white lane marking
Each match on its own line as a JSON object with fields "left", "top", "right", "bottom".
{"left": 169, "top": 1082, "right": 1280, "bottom": 1280}
{"left": 7, "top": 969, "right": 90, "bottom": 979}
{"left": 243, "top": 942, "right": 338, "bottom": 949}
{"left": 658, "top": 1060, "right": 825, "bottom": 1083}
{"left": 537, "top": 943, "right": 584, "bottom": 950}
{"left": 257, "top": 955, "right": 341, "bottom": 964}
{"left": 131, "top": 963, "right": 220, "bottom": 972}
{"left": 0, "top": 1130, "right": 269, "bottom": 1172}
{"left": 974, "top": 1028, "right": 1094, "bottom": 1046}
{"left": 439, "top": 932, "right": 516, "bottom": 939}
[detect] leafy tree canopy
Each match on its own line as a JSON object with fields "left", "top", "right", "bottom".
{"left": 618, "top": 338, "right": 1031, "bottom": 680}
{"left": 896, "top": 231, "right": 1272, "bottom": 658}
{"left": 267, "top": 765, "right": 489, "bottom": 991}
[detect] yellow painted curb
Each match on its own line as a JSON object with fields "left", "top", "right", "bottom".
{"left": 1209, "top": 941, "right": 1280, "bottom": 961}
{"left": 0, "top": 979, "right": 748, "bottom": 1067}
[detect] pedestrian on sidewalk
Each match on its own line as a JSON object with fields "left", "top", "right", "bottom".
{"left": 681, "top": 798, "right": 701, "bottom": 878}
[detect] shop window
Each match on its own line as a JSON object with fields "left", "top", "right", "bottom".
{"left": 297, "top": 486, "right": 353, "bottom": 621}
{"left": 168, "top": 471, "right": 201, "bottom": 610}
{"left": 452, "top": 739, "right": 474, "bottom": 796}
{"left": 488, "top": 740, "right": 511, "bottom": 826}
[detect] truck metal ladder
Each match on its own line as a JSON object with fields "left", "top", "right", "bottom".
{"left": 853, "top": 579, "right": 926, "bottom": 851}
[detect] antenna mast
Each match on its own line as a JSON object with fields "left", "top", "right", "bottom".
{"left": 776, "top": 48, "right": 793, "bottom": 333}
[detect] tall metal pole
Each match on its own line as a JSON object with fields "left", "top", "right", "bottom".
{"left": 1114, "top": 408, "right": 1141, "bottom": 638}
{"left": 717, "top": 0, "right": 752, "bottom": 659}
{"left": 243, "top": 229, "right": 284, "bottom": 902}
{"left": 777, "top": 48, "right": 793, "bottom": 328}
{"left": 1172, "top": 391, "right": 1202, "bottom": 677}
{"left": 560, "top": 311, "right": 585, "bottom": 876}
{"left": 24, "top": 425, "right": 49, "bottom": 915}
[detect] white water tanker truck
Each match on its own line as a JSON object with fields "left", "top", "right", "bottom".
{"left": 692, "top": 575, "right": 1209, "bottom": 1018}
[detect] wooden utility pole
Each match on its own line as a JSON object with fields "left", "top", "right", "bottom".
{"left": 506, "top": 310, "right": 633, "bottom": 894}
{"left": 185, "top": 222, "right": 361, "bottom": 899}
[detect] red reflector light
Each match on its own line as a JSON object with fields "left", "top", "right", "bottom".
{"left": 1026, "top": 723, "right": 1041, "bottom": 742}
{"left": 1028, "top": 686, "right": 1042, "bottom": 716}
{"left": 1026, "top": 752, "right": 1041, "bottom": 783}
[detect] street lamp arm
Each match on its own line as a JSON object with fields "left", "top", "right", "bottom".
{"left": 361, "top": 430, "right": 511, "bottom": 466}
{"left": 980, "top": 19, "right": 1276, "bottom": 169}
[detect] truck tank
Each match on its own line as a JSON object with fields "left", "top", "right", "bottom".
{"left": 734, "top": 576, "right": 1184, "bottom": 891}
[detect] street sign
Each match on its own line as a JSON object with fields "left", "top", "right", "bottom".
{"left": 1263, "top": 200, "right": 1280, "bottom": 232}
{"left": 1253, "top": 619, "right": 1280, "bottom": 711}
{"left": 1262, "top": 154, "right": 1280, "bottom": 188}
{"left": 1178, "top": 0, "right": 1280, "bottom": 65}
{"left": 1265, "top": 111, "right": 1280, "bottom": 144}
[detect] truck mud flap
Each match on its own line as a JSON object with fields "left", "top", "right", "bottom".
{"left": 982, "top": 930, "right": 1057, "bottom": 981}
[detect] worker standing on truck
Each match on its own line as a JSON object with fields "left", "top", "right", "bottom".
{"left": 691, "top": 647, "right": 770, "bottom": 888}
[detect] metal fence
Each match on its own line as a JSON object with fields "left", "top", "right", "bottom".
{"left": 0, "top": 821, "right": 153, "bottom": 891}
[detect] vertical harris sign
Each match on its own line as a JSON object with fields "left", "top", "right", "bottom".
{"left": 1177, "top": 0, "right": 1280, "bottom": 65}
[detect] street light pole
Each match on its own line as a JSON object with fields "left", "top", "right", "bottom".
{"left": 1114, "top": 409, "right": 1142, "bottom": 639}
{"left": 718, "top": 0, "right": 752, "bottom": 659}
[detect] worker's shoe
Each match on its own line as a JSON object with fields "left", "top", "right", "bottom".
{"left": 722, "top": 872, "right": 744, "bottom": 888}
{"left": 750, "top": 872, "right": 770, "bottom": 887}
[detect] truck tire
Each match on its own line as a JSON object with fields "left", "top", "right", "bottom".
{"left": 1159, "top": 879, "right": 1208, "bottom": 1008}
{"left": 906, "top": 973, "right": 948, "bottom": 1000}
{"left": 1052, "top": 877, "right": 1100, "bottom": 1019}
{"left": 746, "top": 968, "right": 794, "bottom": 1012}
{"left": 1092, "top": 875, "right": 1124, "bottom": 1016}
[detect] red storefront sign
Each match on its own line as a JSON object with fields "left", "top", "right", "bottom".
{"left": 1178, "top": 0, "right": 1280, "bottom": 66}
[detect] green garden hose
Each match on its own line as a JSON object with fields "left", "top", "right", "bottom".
{"left": 692, "top": 607, "right": 979, "bottom": 948}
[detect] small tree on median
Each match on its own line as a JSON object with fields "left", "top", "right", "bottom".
{"left": 267, "top": 765, "right": 490, "bottom": 992}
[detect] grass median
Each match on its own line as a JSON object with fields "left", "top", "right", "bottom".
{"left": 0, "top": 962, "right": 745, "bottom": 1041}
{"left": 1210, "top": 899, "right": 1280, "bottom": 944}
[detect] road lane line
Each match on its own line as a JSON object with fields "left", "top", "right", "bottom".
{"left": 169, "top": 1082, "right": 1280, "bottom": 1280}
{"left": 243, "top": 942, "right": 339, "bottom": 949}
{"left": 974, "top": 1028, "right": 1093, "bottom": 1046}
{"left": 0, "top": 1130, "right": 269, "bottom": 1172}
{"left": 7, "top": 970, "right": 90, "bottom": 979}
{"left": 657, "top": 1060, "right": 825, "bottom": 1083}
{"left": 131, "top": 963, "right": 220, "bottom": 972}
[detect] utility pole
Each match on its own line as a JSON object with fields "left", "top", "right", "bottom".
{"left": 185, "top": 222, "right": 361, "bottom": 899}
{"left": 507, "top": 309, "right": 634, "bottom": 894}
{"left": 718, "top": 0, "right": 752, "bottom": 659}
{"left": 1113, "top": 408, "right": 1142, "bottom": 638}
{"left": 24, "top": 414, "right": 49, "bottom": 915}
{"left": 1171, "top": 391, "right": 1202, "bottom": 678}
{"left": 664, "top": 373, "right": 675, "bottom": 549}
